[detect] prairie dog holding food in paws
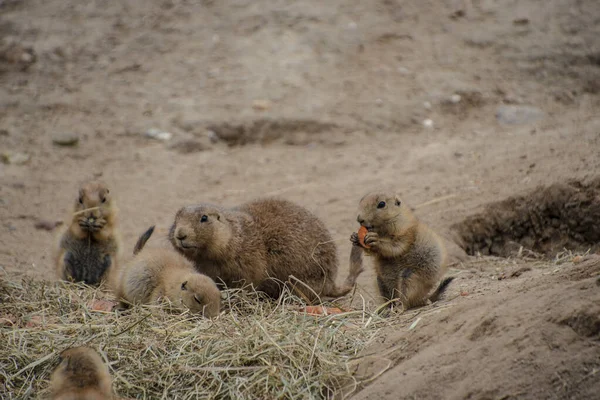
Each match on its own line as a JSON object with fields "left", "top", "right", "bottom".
{"left": 351, "top": 191, "right": 453, "bottom": 309}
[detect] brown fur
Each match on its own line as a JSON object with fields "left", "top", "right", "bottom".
{"left": 54, "top": 180, "right": 120, "bottom": 286}
{"left": 49, "top": 346, "right": 114, "bottom": 400}
{"left": 169, "top": 198, "right": 364, "bottom": 302}
{"left": 351, "top": 191, "right": 453, "bottom": 310}
{"left": 115, "top": 226, "right": 221, "bottom": 318}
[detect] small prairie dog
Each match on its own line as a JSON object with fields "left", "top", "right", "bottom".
{"left": 351, "top": 191, "right": 453, "bottom": 309}
{"left": 116, "top": 226, "right": 221, "bottom": 318}
{"left": 169, "top": 198, "right": 364, "bottom": 302}
{"left": 55, "top": 180, "right": 120, "bottom": 285}
{"left": 49, "top": 346, "right": 114, "bottom": 400}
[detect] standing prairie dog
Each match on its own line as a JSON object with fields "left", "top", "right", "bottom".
{"left": 351, "top": 191, "right": 453, "bottom": 309}
{"left": 49, "top": 346, "right": 114, "bottom": 400}
{"left": 54, "top": 180, "right": 120, "bottom": 285}
{"left": 169, "top": 198, "right": 364, "bottom": 302}
{"left": 116, "top": 226, "right": 221, "bottom": 318}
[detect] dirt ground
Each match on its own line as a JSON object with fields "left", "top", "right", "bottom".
{"left": 1, "top": 0, "right": 599, "bottom": 399}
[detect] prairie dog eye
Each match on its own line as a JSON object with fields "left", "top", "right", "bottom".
{"left": 79, "top": 197, "right": 84, "bottom": 205}
{"left": 101, "top": 197, "right": 106, "bottom": 203}
{"left": 181, "top": 281, "right": 188, "bottom": 290}
{"left": 200, "top": 215, "right": 208, "bottom": 222}
{"left": 377, "top": 201, "right": 386, "bottom": 209}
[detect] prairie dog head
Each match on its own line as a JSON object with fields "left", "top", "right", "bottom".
{"left": 357, "top": 191, "right": 416, "bottom": 236}
{"left": 169, "top": 204, "right": 232, "bottom": 259}
{"left": 179, "top": 274, "right": 221, "bottom": 318}
{"left": 71, "top": 180, "right": 115, "bottom": 235}
{"left": 50, "top": 346, "right": 113, "bottom": 399}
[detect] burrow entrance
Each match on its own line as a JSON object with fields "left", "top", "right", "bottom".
{"left": 452, "top": 178, "right": 600, "bottom": 257}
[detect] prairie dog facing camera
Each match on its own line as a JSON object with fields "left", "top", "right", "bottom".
{"left": 351, "top": 191, "right": 453, "bottom": 310}
{"left": 54, "top": 180, "right": 120, "bottom": 286}
{"left": 116, "top": 226, "right": 220, "bottom": 318}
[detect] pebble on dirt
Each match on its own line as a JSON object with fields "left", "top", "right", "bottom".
{"left": 144, "top": 128, "right": 172, "bottom": 141}
{"left": 1, "top": 151, "right": 30, "bottom": 165}
{"left": 0, "top": 39, "right": 36, "bottom": 71}
{"left": 252, "top": 99, "right": 271, "bottom": 111}
{"left": 52, "top": 132, "right": 79, "bottom": 146}
{"left": 34, "top": 219, "right": 63, "bottom": 231}
{"left": 496, "top": 105, "right": 545, "bottom": 125}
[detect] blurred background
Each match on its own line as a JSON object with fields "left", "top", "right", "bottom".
{"left": 0, "top": 0, "right": 599, "bottom": 288}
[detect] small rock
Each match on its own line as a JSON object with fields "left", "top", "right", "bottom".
{"left": 206, "top": 130, "right": 219, "bottom": 143}
{"left": 0, "top": 40, "right": 36, "bottom": 71}
{"left": 1, "top": 151, "right": 30, "bottom": 165}
{"left": 168, "top": 138, "right": 211, "bottom": 154}
{"left": 513, "top": 18, "right": 530, "bottom": 25}
{"left": 52, "top": 132, "right": 79, "bottom": 146}
{"left": 423, "top": 101, "right": 432, "bottom": 110}
{"left": 496, "top": 105, "right": 545, "bottom": 125}
{"left": 34, "top": 219, "right": 63, "bottom": 231}
{"left": 572, "top": 255, "right": 583, "bottom": 264}
{"left": 144, "top": 128, "right": 172, "bottom": 141}
{"left": 450, "top": 9, "right": 465, "bottom": 19}
{"left": 423, "top": 119, "right": 434, "bottom": 128}
{"left": 252, "top": 99, "right": 271, "bottom": 111}
{"left": 450, "top": 94, "right": 462, "bottom": 103}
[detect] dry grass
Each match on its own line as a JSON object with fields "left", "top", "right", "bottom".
{"left": 0, "top": 275, "right": 389, "bottom": 400}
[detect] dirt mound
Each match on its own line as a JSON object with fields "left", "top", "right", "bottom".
{"left": 452, "top": 179, "right": 600, "bottom": 257}
{"left": 351, "top": 262, "right": 600, "bottom": 400}
{"left": 202, "top": 119, "right": 343, "bottom": 146}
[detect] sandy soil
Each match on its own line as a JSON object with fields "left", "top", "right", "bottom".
{"left": 1, "top": 0, "right": 599, "bottom": 398}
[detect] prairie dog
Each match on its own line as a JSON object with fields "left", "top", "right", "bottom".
{"left": 116, "top": 226, "right": 221, "bottom": 318}
{"left": 351, "top": 191, "right": 453, "bottom": 309}
{"left": 49, "top": 346, "right": 114, "bottom": 400}
{"left": 169, "top": 198, "right": 364, "bottom": 302}
{"left": 54, "top": 180, "right": 120, "bottom": 285}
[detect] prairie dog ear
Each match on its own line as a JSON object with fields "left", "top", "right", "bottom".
{"left": 394, "top": 194, "right": 402, "bottom": 207}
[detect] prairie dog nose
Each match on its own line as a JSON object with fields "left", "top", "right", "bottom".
{"left": 176, "top": 228, "right": 187, "bottom": 241}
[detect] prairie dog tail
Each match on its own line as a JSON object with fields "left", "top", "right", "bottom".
{"left": 324, "top": 245, "right": 364, "bottom": 298}
{"left": 428, "top": 276, "right": 455, "bottom": 303}
{"left": 133, "top": 226, "right": 155, "bottom": 255}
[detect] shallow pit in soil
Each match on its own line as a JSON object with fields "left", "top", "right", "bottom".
{"left": 452, "top": 178, "right": 600, "bottom": 257}
{"left": 205, "top": 118, "right": 344, "bottom": 146}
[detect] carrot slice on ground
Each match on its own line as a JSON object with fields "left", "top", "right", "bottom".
{"left": 88, "top": 299, "right": 118, "bottom": 312}
{"left": 301, "top": 306, "right": 345, "bottom": 316}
